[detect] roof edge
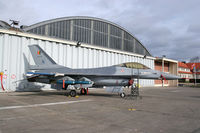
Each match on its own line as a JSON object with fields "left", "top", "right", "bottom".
{"left": 0, "top": 28, "right": 155, "bottom": 60}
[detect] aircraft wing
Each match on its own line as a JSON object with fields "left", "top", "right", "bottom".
{"left": 26, "top": 70, "right": 94, "bottom": 87}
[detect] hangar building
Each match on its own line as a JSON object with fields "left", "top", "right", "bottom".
{"left": 0, "top": 16, "right": 155, "bottom": 92}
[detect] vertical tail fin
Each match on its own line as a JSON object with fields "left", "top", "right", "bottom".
{"left": 28, "top": 45, "right": 57, "bottom": 66}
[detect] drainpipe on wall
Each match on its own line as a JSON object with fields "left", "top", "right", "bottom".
{"left": 162, "top": 58, "right": 164, "bottom": 87}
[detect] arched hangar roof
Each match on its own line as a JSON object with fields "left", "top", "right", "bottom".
{"left": 0, "top": 20, "right": 11, "bottom": 29}
{"left": 23, "top": 16, "right": 151, "bottom": 56}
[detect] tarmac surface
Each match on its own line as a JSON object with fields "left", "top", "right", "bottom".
{"left": 0, "top": 87, "right": 200, "bottom": 133}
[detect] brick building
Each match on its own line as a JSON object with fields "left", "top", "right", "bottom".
{"left": 178, "top": 62, "right": 193, "bottom": 81}
{"left": 155, "top": 57, "right": 178, "bottom": 86}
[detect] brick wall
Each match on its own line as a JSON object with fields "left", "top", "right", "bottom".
{"left": 155, "top": 62, "right": 169, "bottom": 85}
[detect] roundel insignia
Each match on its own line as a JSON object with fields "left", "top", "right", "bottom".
{"left": 11, "top": 74, "right": 16, "bottom": 79}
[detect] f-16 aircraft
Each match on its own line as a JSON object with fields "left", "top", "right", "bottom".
{"left": 26, "top": 45, "right": 180, "bottom": 97}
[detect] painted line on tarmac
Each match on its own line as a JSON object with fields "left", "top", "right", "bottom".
{"left": 170, "top": 90, "right": 180, "bottom": 92}
{"left": 128, "top": 108, "right": 136, "bottom": 111}
{"left": 0, "top": 99, "right": 92, "bottom": 110}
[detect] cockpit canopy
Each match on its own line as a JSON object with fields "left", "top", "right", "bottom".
{"left": 117, "top": 62, "right": 150, "bottom": 69}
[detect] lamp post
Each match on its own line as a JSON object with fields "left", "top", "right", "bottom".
{"left": 136, "top": 64, "right": 139, "bottom": 96}
{"left": 194, "top": 63, "right": 196, "bottom": 86}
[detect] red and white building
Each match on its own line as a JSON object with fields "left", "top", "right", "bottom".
{"left": 185, "top": 63, "right": 200, "bottom": 79}
{"left": 178, "top": 62, "right": 200, "bottom": 81}
{"left": 178, "top": 62, "right": 193, "bottom": 81}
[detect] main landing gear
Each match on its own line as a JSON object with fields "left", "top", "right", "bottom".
{"left": 80, "top": 88, "right": 88, "bottom": 95}
{"left": 68, "top": 88, "right": 89, "bottom": 97}
{"left": 69, "top": 90, "right": 77, "bottom": 97}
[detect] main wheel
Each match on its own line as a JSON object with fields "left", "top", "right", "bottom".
{"left": 70, "top": 90, "right": 77, "bottom": 97}
{"left": 120, "top": 92, "right": 126, "bottom": 98}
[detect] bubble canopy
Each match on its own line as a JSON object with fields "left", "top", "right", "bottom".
{"left": 117, "top": 62, "right": 150, "bottom": 69}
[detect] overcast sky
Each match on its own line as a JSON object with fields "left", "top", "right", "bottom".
{"left": 1, "top": 0, "right": 200, "bottom": 61}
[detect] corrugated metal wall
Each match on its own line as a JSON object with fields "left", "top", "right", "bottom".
{"left": 0, "top": 31, "right": 154, "bottom": 92}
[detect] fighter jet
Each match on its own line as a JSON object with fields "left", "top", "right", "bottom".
{"left": 26, "top": 45, "right": 180, "bottom": 97}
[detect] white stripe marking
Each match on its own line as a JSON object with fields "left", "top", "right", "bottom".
{"left": 170, "top": 90, "right": 180, "bottom": 92}
{"left": 0, "top": 99, "right": 92, "bottom": 110}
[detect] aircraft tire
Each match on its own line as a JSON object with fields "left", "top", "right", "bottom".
{"left": 120, "top": 92, "right": 126, "bottom": 98}
{"left": 70, "top": 90, "right": 77, "bottom": 97}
